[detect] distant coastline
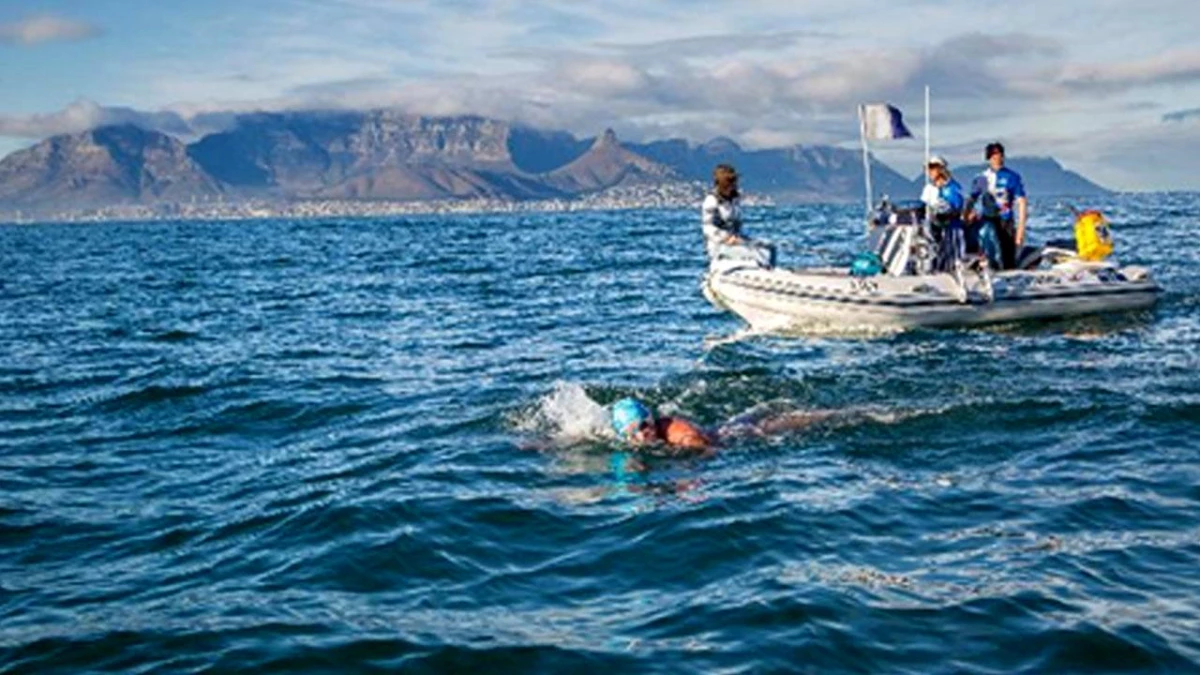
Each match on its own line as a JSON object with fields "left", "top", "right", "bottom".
{"left": 3, "top": 181, "right": 1180, "bottom": 226}
{"left": 0, "top": 182, "right": 779, "bottom": 225}
{"left": 0, "top": 112, "right": 1114, "bottom": 221}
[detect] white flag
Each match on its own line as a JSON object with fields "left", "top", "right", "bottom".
{"left": 860, "top": 104, "right": 913, "bottom": 140}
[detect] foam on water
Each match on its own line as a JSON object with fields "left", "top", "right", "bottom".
{"left": 512, "top": 381, "right": 615, "bottom": 444}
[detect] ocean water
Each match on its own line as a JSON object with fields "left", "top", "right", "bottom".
{"left": 1, "top": 195, "right": 1198, "bottom": 674}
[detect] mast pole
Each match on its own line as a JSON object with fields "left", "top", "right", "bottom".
{"left": 924, "top": 85, "right": 931, "bottom": 186}
{"left": 859, "top": 105, "right": 873, "bottom": 233}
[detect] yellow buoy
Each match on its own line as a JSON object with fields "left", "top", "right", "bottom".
{"left": 1074, "top": 210, "right": 1114, "bottom": 261}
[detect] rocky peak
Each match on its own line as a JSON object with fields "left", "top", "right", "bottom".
{"left": 545, "top": 129, "right": 675, "bottom": 193}
{"left": 592, "top": 128, "right": 619, "bottom": 150}
{"left": 701, "top": 136, "right": 742, "bottom": 156}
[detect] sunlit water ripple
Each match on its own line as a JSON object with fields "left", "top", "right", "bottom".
{"left": 2, "top": 194, "right": 1198, "bottom": 673}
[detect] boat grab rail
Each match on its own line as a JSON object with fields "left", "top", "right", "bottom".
{"left": 950, "top": 254, "right": 994, "bottom": 304}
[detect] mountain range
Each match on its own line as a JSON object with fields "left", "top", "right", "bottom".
{"left": 0, "top": 109, "right": 1111, "bottom": 213}
{"left": 916, "top": 157, "right": 1108, "bottom": 197}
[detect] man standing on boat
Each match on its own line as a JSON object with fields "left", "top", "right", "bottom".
{"left": 701, "top": 164, "right": 774, "bottom": 267}
{"left": 919, "top": 155, "right": 966, "bottom": 271}
{"left": 964, "top": 142, "right": 1027, "bottom": 270}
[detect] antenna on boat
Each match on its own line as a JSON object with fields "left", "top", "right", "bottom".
{"left": 922, "top": 85, "right": 932, "bottom": 234}
{"left": 858, "top": 104, "right": 873, "bottom": 233}
{"left": 924, "top": 85, "right": 931, "bottom": 187}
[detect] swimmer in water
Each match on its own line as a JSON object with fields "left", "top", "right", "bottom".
{"left": 610, "top": 397, "right": 838, "bottom": 456}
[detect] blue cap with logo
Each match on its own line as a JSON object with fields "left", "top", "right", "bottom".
{"left": 611, "top": 398, "right": 653, "bottom": 438}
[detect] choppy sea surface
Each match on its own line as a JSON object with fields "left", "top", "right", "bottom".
{"left": 2, "top": 194, "right": 1198, "bottom": 674}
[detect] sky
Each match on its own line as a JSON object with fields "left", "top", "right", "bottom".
{"left": 1, "top": 0, "right": 1199, "bottom": 190}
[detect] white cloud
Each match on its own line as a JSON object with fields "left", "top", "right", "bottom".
{"left": 590, "top": 29, "right": 839, "bottom": 59}
{"left": 1080, "top": 123, "right": 1200, "bottom": 191}
{"left": 0, "top": 99, "right": 221, "bottom": 139}
{"left": 1059, "top": 49, "right": 1200, "bottom": 92}
{"left": 0, "top": 29, "right": 1155, "bottom": 154}
{"left": 0, "top": 15, "right": 101, "bottom": 46}
{"left": 5, "top": 0, "right": 1200, "bottom": 188}
{"left": 555, "top": 60, "right": 652, "bottom": 97}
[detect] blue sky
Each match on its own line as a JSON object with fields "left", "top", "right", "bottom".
{"left": 2, "top": 0, "right": 1199, "bottom": 190}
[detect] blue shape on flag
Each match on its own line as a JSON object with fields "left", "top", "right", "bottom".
{"left": 860, "top": 104, "right": 913, "bottom": 141}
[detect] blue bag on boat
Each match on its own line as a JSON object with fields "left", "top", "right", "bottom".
{"left": 850, "top": 251, "right": 883, "bottom": 277}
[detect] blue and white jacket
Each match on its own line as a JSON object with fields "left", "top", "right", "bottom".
{"left": 969, "top": 167, "right": 1025, "bottom": 222}
{"left": 921, "top": 179, "right": 966, "bottom": 226}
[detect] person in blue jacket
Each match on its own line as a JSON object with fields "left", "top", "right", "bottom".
{"left": 963, "top": 142, "right": 1027, "bottom": 270}
{"left": 919, "top": 155, "right": 966, "bottom": 271}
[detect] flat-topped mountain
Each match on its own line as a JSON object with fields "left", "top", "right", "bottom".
{"left": 0, "top": 110, "right": 1114, "bottom": 212}
{"left": 188, "top": 111, "right": 558, "bottom": 200}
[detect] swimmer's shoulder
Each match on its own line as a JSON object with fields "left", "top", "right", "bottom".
{"left": 657, "top": 416, "right": 715, "bottom": 453}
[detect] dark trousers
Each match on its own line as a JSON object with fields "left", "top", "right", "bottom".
{"left": 964, "top": 221, "right": 981, "bottom": 255}
{"left": 931, "top": 222, "right": 965, "bottom": 272}
{"left": 985, "top": 217, "right": 1018, "bottom": 270}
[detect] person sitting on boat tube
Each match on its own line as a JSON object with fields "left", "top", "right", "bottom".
{"left": 919, "top": 156, "right": 966, "bottom": 271}
{"left": 611, "top": 397, "right": 838, "bottom": 456}
{"left": 701, "top": 164, "right": 774, "bottom": 267}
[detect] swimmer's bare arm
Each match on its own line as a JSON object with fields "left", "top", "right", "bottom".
{"left": 753, "top": 410, "right": 839, "bottom": 436}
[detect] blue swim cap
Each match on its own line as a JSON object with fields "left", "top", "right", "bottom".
{"left": 611, "top": 398, "right": 653, "bottom": 439}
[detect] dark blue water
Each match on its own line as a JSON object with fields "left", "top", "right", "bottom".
{"left": 2, "top": 195, "right": 1198, "bottom": 674}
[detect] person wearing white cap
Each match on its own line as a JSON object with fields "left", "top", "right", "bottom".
{"left": 919, "top": 156, "right": 967, "bottom": 271}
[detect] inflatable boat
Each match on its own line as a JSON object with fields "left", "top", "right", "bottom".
{"left": 702, "top": 205, "right": 1162, "bottom": 332}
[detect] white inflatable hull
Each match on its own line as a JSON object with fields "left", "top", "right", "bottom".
{"left": 704, "top": 262, "right": 1162, "bottom": 331}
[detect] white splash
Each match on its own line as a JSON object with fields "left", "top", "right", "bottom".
{"left": 702, "top": 325, "right": 770, "bottom": 350}
{"left": 514, "top": 381, "right": 614, "bottom": 444}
